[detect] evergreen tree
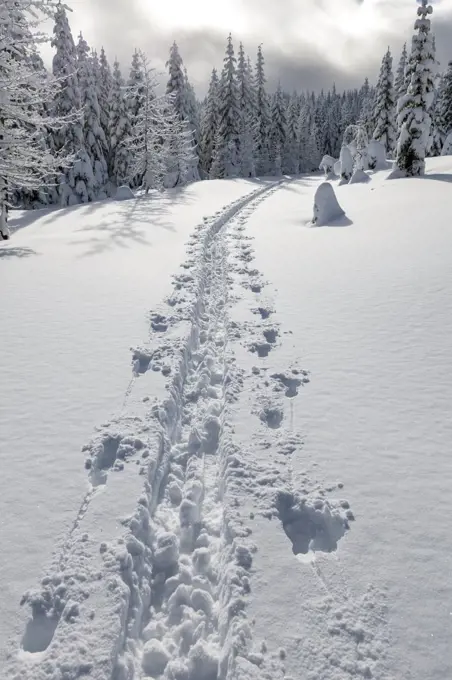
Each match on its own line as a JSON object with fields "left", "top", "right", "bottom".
{"left": 237, "top": 43, "right": 256, "bottom": 177}
{"left": 254, "top": 44, "right": 271, "bottom": 175}
{"left": 98, "top": 47, "right": 113, "bottom": 158}
{"left": 269, "top": 84, "right": 287, "bottom": 175}
{"left": 285, "top": 92, "right": 300, "bottom": 174}
{"left": 51, "top": 6, "right": 93, "bottom": 206}
{"left": 372, "top": 48, "right": 397, "bottom": 156}
{"left": 436, "top": 61, "right": 452, "bottom": 143}
{"left": 358, "top": 78, "right": 375, "bottom": 141}
{"left": 394, "top": 43, "right": 408, "bottom": 102}
{"left": 109, "top": 59, "right": 132, "bottom": 186}
{"left": 393, "top": 0, "right": 436, "bottom": 177}
{"left": 77, "top": 32, "right": 108, "bottom": 198}
{"left": 199, "top": 69, "right": 219, "bottom": 176}
{"left": 166, "top": 42, "right": 200, "bottom": 182}
{"left": 210, "top": 34, "right": 240, "bottom": 179}
{"left": 127, "top": 49, "right": 145, "bottom": 187}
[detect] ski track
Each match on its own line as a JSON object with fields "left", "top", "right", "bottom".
{"left": 5, "top": 177, "right": 392, "bottom": 680}
{"left": 5, "top": 181, "right": 283, "bottom": 680}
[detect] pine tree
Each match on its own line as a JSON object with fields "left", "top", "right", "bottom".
{"left": 372, "top": 48, "right": 397, "bottom": 156}
{"left": 285, "top": 92, "right": 300, "bottom": 174}
{"left": 51, "top": 5, "right": 93, "bottom": 206}
{"left": 393, "top": 0, "right": 436, "bottom": 177}
{"left": 210, "top": 34, "right": 240, "bottom": 179}
{"left": 127, "top": 49, "right": 145, "bottom": 187}
{"left": 237, "top": 43, "right": 256, "bottom": 177}
{"left": 77, "top": 32, "right": 109, "bottom": 198}
{"left": 436, "top": 61, "right": 452, "bottom": 143}
{"left": 394, "top": 43, "right": 408, "bottom": 102}
{"left": 254, "top": 44, "right": 271, "bottom": 175}
{"left": 109, "top": 59, "right": 132, "bottom": 186}
{"left": 98, "top": 47, "right": 113, "bottom": 159}
{"left": 298, "top": 100, "right": 319, "bottom": 171}
{"left": 199, "top": 69, "right": 219, "bottom": 176}
{"left": 269, "top": 84, "right": 287, "bottom": 175}
{"left": 0, "top": 0, "right": 76, "bottom": 235}
{"left": 166, "top": 42, "right": 200, "bottom": 182}
{"left": 358, "top": 78, "right": 376, "bottom": 141}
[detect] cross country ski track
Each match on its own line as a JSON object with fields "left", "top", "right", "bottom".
{"left": 4, "top": 178, "right": 392, "bottom": 680}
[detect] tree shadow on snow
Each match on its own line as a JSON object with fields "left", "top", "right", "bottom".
{"left": 73, "top": 190, "right": 195, "bottom": 257}
{"left": 0, "top": 245, "right": 38, "bottom": 258}
{"left": 422, "top": 173, "right": 452, "bottom": 184}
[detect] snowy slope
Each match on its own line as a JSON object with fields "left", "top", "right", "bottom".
{"left": 2, "top": 161, "right": 452, "bottom": 680}
{"left": 0, "top": 178, "right": 269, "bottom": 671}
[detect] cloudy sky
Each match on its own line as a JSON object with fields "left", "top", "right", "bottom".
{"left": 44, "top": 0, "right": 452, "bottom": 95}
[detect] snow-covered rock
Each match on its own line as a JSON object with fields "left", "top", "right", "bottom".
{"left": 319, "top": 155, "right": 337, "bottom": 176}
{"left": 311, "top": 182, "right": 345, "bottom": 226}
{"left": 115, "top": 185, "right": 134, "bottom": 200}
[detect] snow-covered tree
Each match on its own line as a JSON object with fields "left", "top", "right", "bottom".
{"left": 372, "top": 48, "right": 396, "bottom": 156}
{"left": 98, "top": 47, "right": 113, "bottom": 154}
{"left": 166, "top": 42, "right": 199, "bottom": 182}
{"left": 394, "top": 43, "right": 408, "bottom": 102}
{"left": 210, "top": 34, "right": 240, "bottom": 178}
{"left": 199, "top": 69, "right": 219, "bottom": 175}
{"left": 269, "top": 83, "right": 287, "bottom": 175}
{"left": 285, "top": 92, "right": 300, "bottom": 174}
{"left": 254, "top": 44, "right": 271, "bottom": 175}
{"left": 109, "top": 59, "right": 132, "bottom": 186}
{"left": 237, "top": 43, "right": 256, "bottom": 177}
{"left": 358, "top": 78, "right": 376, "bottom": 140}
{"left": 51, "top": 5, "right": 95, "bottom": 206}
{"left": 0, "top": 0, "right": 76, "bottom": 235}
{"left": 436, "top": 61, "right": 452, "bottom": 144}
{"left": 392, "top": 0, "right": 436, "bottom": 177}
{"left": 77, "top": 33, "right": 108, "bottom": 198}
{"left": 298, "top": 100, "right": 319, "bottom": 171}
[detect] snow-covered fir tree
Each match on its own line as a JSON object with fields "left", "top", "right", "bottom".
{"left": 77, "top": 33, "right": 109, "bottom": 198}
{"left": 269, "top": 83, "right": 287, "bottom": 175}
{"left": 109, "top": 59, "right": 132, "bottom": 186}
{"left": 199, "top": 69, "right": 219, "bottom": 176}
{"left": 436, "top": 61, "right": 452, "bottom": 144}
{"left": 372, "top": 48, "right": 396, "bottom": 156}
{"left": 394, "top": 43, "right": 408, "bottom": 102}
{"left": 254, "top": 44, "right": 271, "bottom": 175}
{"left": 51, "top": 5, "right": 94, "bottom": 206}
{"left": 285, "top": 92, "right": 300, "bottom": 174}
{"left": 165, "top": 42, "right": 199, "bottom": 183}
{"left": 237, "top": 43, "right": 256, "bottom": 177}
{"left": 210, "top": 34, "right": 241, "bottom": 179}
{"left": 0, "top": 0, "right": 76, "bottom": 235}
{"left": 358, "top": 78, "right": 376, "bottom": 140}
{"left": 298, "top": 99, "right": 319, "bottom": 172}
{"left": 393, "top": 0, "right": 436, "bottom": 177}
{"left": 98, "top": 47, "right": 113, "bottom": 160}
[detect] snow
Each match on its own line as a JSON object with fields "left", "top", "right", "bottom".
{"left": 311, "top": 182, "right": 346, "bottom": 226}
{"left": 2, "top": 159, "right": 452, "bottom": 680}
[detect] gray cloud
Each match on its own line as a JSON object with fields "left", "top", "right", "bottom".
{"left": 57, "top": 0, "right": 452, "bottom": 97}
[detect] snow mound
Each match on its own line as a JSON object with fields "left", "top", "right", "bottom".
{"left": 368, "top": 140, "right": 390, "bottom": 171}
{"left": 349, "top": 169, "right": 371, "bottom": 184}
{"left": 338, "top": 145, "right": 353, "bottom": 184}
{"left": 319, "top": 155, "right": 337, "bottom": 175}
{"left": 311, "top": 182, "right": 346, "bottom": 226}
{"left": 115, "top": 185, "right": 134, "bottom": 200}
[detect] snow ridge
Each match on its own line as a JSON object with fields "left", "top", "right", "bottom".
{"left": 5, "top": 181, "right": 282, "bottom": 680}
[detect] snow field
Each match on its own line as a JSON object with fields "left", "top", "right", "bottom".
{"left": 3, "top": 180, "right": 285, "bottom": 679}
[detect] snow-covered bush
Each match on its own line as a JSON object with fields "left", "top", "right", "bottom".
{"left": 115, "top": 185, "right": 134, "bottom": 200}
{"left": 367, "top": 140, "right": 389, "bottom": 171}
{"left": 319, "top": 155, "right": 337, "bottom": 176}
{"left": 311, "top": 182, "right": 345, "bottom": 227}
{"left": 349, "top": 169, "right": 371, "bottom": 184}
{"left": 338, "top": 146, "right": 354, "bottom": 184}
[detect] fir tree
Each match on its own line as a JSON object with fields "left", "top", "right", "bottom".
{"left": 77, "top": 32, "right": 108, "bottom": 198}
{"left": 210, "top": 34, "right": 240, "bottom": 179}
{"left": 269, "top": 83, "right": 287, "bottom": 175}
{"left": 394, "top": 43, "right": 408, "bottom": 102}
{"left": 237, "top": 43, "right": 256, "bottom": 177}
{"left": 285, "top": 92, "right": 300, "bottom": 174}
{"left": 436, "top": 61, "right": 452, "bottom": 143}
{"left": 199, "top": 69, "right": 219, "bottom": 175}
{"left": 98, "top": 47, "right": 113, "bottom": 157}
{"left": 372, "top": 48, "right": 397, "bottom": 156}
{"left": 393, "top": 0, "right": 436, "bottom": 177}
{"left": 254, "top": 44, "right": 271, "bottom": 175}
{"left": 109, "top": 59, "right": 132, "bottom": 186}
